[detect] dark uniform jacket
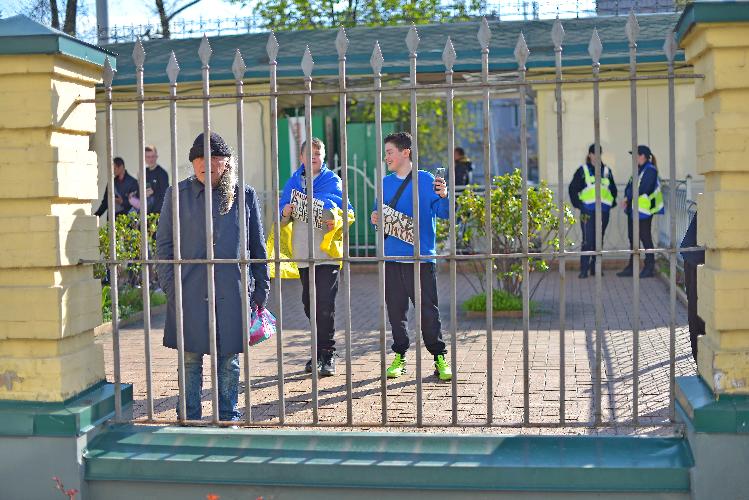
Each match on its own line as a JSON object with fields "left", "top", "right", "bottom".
{"left": 94, "top": 171, "right": 139, "bottom": 217}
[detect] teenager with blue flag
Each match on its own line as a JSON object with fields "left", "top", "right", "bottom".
{"left": 277, "top": 137, "right": 354, "bottom": 377}
{"left": 370, "top": 132, "right": 453, "bottom": 382}
{"left": 617, "top": 144, "right": 665, "bottom": 278}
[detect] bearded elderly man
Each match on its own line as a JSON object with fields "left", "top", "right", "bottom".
{"left": 156, "top": 132, "right": 269, "bottom": 422}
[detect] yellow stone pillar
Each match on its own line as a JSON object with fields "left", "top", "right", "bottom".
{"left": 678, "top": 4, "right": 749, "bottom": 394}
{"left": 0, "top": 20, "right": 110, "bottom": 402}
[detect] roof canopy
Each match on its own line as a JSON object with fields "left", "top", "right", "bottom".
{"left": 101, "top": 13, "right": 683, "bottom": 86}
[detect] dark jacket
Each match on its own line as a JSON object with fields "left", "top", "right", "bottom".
{"left": 568, "top": 162, "right": 618, "bottom": 214}
{"left": 681, "top": 212, "right": 705, "bottom": 265}
{"left": 454, "top": 158, "right": 473, "bottom": 186}
{"left": 624, "top": 162, "right": 659, "bottom": 218}
{"left": 94, "top": 171, "right": 139, "bottom": 217}
{"left": 156, "top": 177, "right": 270, "bottom": 355}
{"left": 145, "top": 165, "right": 170, "bottom": 214}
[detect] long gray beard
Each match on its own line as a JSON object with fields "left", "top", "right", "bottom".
{"left": 217, "top": 158, "right": 238, "bottom": 215}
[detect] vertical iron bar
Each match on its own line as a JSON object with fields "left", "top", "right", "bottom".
{"left": 337, "top": 29, "right": 354, "bottom": 426}
{"left": 444, "top": 38, "right": 459, "bottom": 426}
{"left": 166, "top": 52, "right": 187, "bottom": 422}
{"left": 627, "top": 14, "right": 641, "bottom": 426}
{"left": 592, "top": 54, "right": 604, "bottom": 427}
{"left": 479, "top": 19, "right": 494, "bottom": 425}
{"left": 103, "top": 58, "right": 121, "bottom": 421}
{"left": 302, "top": 46, "right": 319, "bottom": 424}
{"left": 363, "top": 161, "right": 369, "bottom": 257}
{"left": 354, "top": 154, "right": 360, "bottom": 255}
{"left": 552, "top": 19, "right": 566, "bottom": 425}
{"left": 371, "top": 42, "right": 388, "bottom": 424}
{"left": 199, "top": 36, "right": 220, "bottom": 423}
{"left": 234, "top": 50, "right": 252, "bottom": 425}
{"left": 408, "top": 26, "right": 423, "bottom": 427}
{"left": 134, "top": 39, "right": 154, "bottom": 421}
{"left": 267, "top": 33, "right": 286, "bottom": 424}
{"left": 666, "top": 33, "right": 677, "bottom": 421}
{"left": 516, "top": 34, "right": 531, "bottom": 426}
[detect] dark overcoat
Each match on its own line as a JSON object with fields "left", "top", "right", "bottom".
{"left": 156, "top": 177, "right": 269, "bottom": 355}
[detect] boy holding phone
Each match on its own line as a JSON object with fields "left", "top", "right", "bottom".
{"left": 370, "top": 132, "right": 453, "bottom": 381}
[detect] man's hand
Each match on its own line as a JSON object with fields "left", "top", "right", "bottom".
{"left": 146, "top": 187, "right": 154, "bottom": 197}
{"left": 434, "top": 177, "right": 447, "bottom": 198}
{"left": 371, "top": 211, "right": 378, "bottom": 226}
{"left": 622, "top": 198, "right": 628, "bottom": 210}
{"left": 324, "top": 220, "right": 336, "bottom": 231}
{"left": 282, "top": 204, "right": 293, "bottom": 218}
{"left": 115, "top": 195, "right": 123, "bottom": 205}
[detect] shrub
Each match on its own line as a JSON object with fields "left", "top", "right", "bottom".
{"left": 96, "top": 212, "right": 160, "bottom": 288}
{"left": 462, "top": 289, "right": 538, "bottom": 313}
{"left": 438, "top": 169, "right": 576, "bottom": 298}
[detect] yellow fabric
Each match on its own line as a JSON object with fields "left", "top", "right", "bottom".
{"left": 266, "top": 207, "right": 355, "bottom": 279}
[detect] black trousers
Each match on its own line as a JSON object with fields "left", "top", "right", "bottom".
{"left": 299, "top": 265, "right": 339, "bottom": 352}
{"left": 579, "top": 210, "right": 610, "bottom": 273}
{"left": 684, "top": 259, "right": 705, "bottom": 362}
{"left": 385, "top": 261, "right": 447, "bottom": 357}
{"left": 626, "top": 215, "right": 655, "bottom": 267}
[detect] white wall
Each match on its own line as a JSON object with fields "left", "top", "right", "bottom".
{"left": 93, "top": 98, "right": 270, "bottom": 219}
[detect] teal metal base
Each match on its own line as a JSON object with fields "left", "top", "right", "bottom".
{"left": 84, "top": 424, "right": 692, "bottom": 499}
{"left": 676, "top": 376, "right": 749, "bottom": 500}
{"left": 0, "top": 382, "right": 132, "bottom": 500}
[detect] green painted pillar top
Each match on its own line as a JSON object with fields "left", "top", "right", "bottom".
{"left": 0, "top": 15, "right": 115, "bottom": 68}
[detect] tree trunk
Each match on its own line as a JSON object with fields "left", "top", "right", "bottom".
{"left": 62, "top": 0, "right": 77, "bottom": 36}
{"left": 49, "top": 0, "right": 60, "bottom": 29}
{"left": 155, "top": 0, "right": 171, "bottom": 39}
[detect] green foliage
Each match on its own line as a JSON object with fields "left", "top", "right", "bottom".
{"left": 348, "top": 99, "right": 480, "bottom": 169}
{"left": 438, "top": 169, "right": 576, "bottom": 297}
{"left": 241, "top": 0, "right": 487, "bottom": 31}
{"left": 96, "top": 212, "right": 160, "bottom": 286}
{"left": 101, "top": 284, "right": 167, "bottom": 323}
{"left": 462, "top": 289, "right": 538, "bottom": 313}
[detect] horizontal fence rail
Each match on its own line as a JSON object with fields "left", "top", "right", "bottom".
{"left": 91, "top": 12, "right": 703, "bottom": 431}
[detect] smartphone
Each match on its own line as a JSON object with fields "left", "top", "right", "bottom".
{"left": 434, "top": 167, "right": 446, "bottom": 192}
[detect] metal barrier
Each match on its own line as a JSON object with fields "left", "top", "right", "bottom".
{"left": 85, "top": 12, "right": 703, "bottom": 429}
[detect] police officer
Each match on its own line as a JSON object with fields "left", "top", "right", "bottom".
{"left": 617, "top": 145, "right": 664, "bottom": 278}
{"left": 569, "top": 144, "right": 618, "bottom": 278}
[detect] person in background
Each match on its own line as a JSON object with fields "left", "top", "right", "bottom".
{"left": 278, "top": 137, "right": 353, "bottom": 377}
{"left": 617, "top": 145, "right": 664, "bottom": 278}
{"left": 370, "top": 132, "right": 452, "bottom": 382}
{"left": 94, "top": 156, "right": 139, "bottom": 218}
{"left": 156, "top": 132, "right": 269, "bottom": 422}
{"left": 454, "top": 147, "right": 473, "bottom": 187}
{"left": 144, "top": 145, "right": 170, "bottom": 214}
{"left": 568, "top": 144, "right": 617, "bottom": 279}
{"left": 681, "top": 211, "right": 705, "bottom": 362}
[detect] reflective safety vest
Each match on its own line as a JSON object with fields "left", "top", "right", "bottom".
{"left": 632, "top": 164, "right": 665, "bottom": 218}
{"left": 579, "top": 164, "right": 614, "bottom": 212}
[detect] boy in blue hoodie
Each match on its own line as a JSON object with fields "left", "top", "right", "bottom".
{"left": 280, "top": 138, "right": 350, "bottom": 377}
{"left": 370, "top": 132, "right": 452, "bottom": 381}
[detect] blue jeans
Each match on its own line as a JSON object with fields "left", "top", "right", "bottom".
{"left": 180, "top": 351, "right": 240, "bottom": 421}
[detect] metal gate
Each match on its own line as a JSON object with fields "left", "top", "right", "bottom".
{"left": 84, "top": 11, "right": 702, "bottom": 430}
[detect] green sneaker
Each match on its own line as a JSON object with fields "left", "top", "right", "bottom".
{"left": 386, "top": 353, "right": 407, "bottom": 378}
{"left": 434, "top": 355, "right": 452, "bottom": 381}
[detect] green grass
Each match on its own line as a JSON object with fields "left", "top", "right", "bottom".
{"left": 462, "top": 289, "right": 538, "bottom": 313}
{"left": 102, "top": 285, "right": 167, "bottom": 323}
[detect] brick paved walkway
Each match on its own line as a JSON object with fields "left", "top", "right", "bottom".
{"left": 97, "top": 265, "right": 696, "bottom": 435}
